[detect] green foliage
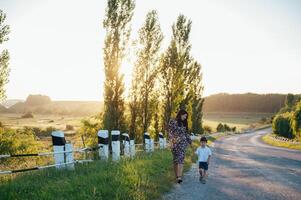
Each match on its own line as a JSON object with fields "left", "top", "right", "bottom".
{"left": 190, "top": 61, "right": 204, "bottom": 135}
{"left": 160, "top": 15, "right": 193, "bottom": 129}
{"left": 272, "top": 113, "right": 293, "bottom": 139}
{"left": 216, "top": 123, "right": 233, "bottom": 132}
{"left": 102, "top": 0, "right": 135, "bottom": 132}
{"left": 291, "top": 101, "right": 301, "bottom": 140}
{"left": 231, "top": 126, "right": 237, "bottom": 132}
{"left": 79, "top": 119, "right": 102, "bottom": 147}
{"left": 129, "top": 10, "right": 163, "bottom": 141}
{"left": 216, "top": 123, "right": 224, "bottom": 132}
{"left": 0, "top": 127, "right": 39, "bottom": 155}
{"left": 203, "top": 125, "right": 212, "bottom": 134}
{"left": 223, "top": 124, "right": 231, "bottom": 131}
{"left": 0, "top": 10, "right": 10, "bottom": 101}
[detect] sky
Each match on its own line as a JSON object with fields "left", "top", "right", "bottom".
{"left": 0, "top": 0, "right": 300, "bottom": 101}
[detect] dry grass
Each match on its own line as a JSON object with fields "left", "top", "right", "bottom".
{"left": 262, "top": 134, "right": 301, "bottom": 150}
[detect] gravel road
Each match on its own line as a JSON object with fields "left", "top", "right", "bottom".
{"left": 163, "top": 128, "right": 301, "bottom": 200}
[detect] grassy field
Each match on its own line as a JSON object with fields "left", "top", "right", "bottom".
{"left": 203, "top": 112, "right": 273, "bottom": 131}
{"left": 262, "top": 134, "right": 301, "bottom": 150}
{"left": 0, "top": 113, "right": 85, "bottom": 130}
{"left": 0, "top": 141, "right": 199, "bottom": 200}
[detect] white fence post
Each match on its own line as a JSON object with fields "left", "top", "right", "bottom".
{"left": 122, "top": 133, "right": 130, "bottom": 157}
{"left": 111, "top": 130, "right": 120, "bottom": 161}
{"left": 144, "top": 132, "right": 151, "bottom": 153}
{"left": 51, "top": 130, "right": 66, "bottom": 169}
{"left": 130, "top": 139, "right": 135, "bottom": 157}
{"left": 159, "top": 132, "right": 164, "bottom": 149}
{"left": 98, "top": 130, "right": 109, "bottom": 160}
{"left": 65, "top": 143, "right": 74, "bottom": 170}
{"left": 150, "top": 139, "right": 154, "bottom": 152}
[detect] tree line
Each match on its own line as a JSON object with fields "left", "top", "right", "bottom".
{"left": 102, "top": 0, "right": 204, "bottom": 142}
{"left": 203, "top": 93, "right": 287, "bottom": 113}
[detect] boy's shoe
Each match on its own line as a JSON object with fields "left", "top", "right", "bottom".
{"left": 199, "top": 176, "right": 203, "bottom": 182}
{"left": 177, "top": 177, "right": 183, "bottom": 184}
{"left": 201, "top": 179, "right": 206, "bottom": 184}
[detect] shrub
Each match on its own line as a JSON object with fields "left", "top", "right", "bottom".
{"left": 79, "top": 119, "right": 102, "bottom": 147}
{"left": 21, "top": 112, "right": 34, "bottom": 118}
{"left": 203, "top": 125, "right": 212, "bottom": 134}
{"left": 231, "top": 127, "right": 237, "bottom": 132}
{"left": 65, "top": 124, "right": 74, "bottom": 131}
{"left": 0, "top": 127, "right": 39, "bottom": 155}
{"left": 291, "top": 102, "right": 301, "bottom": 140}
{"left": 216, "top": 123, "right": 224, "bottom": 132}
{"left": 272, "top": 114, "right": 293, "bottom": 139}
{"left": 223, "top": 124, "right": 231, "bottom": 132}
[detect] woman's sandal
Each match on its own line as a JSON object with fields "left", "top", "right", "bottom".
{"left": 177, "top": 176, "right": 183, "bottom": 184}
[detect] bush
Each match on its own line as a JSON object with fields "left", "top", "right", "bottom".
{"left": 291, "top": 102, "right": 301, "bottom": 140}
{"left": 216, "top": 123, "right": 224, "bottom": 132}
{"left": 0, "top": 127, "right": 39, "bottom": 155}
{"left": 203, "top": 125, "right": 212, "bottom": 134}
{"left": 223, "top": 124, "right": 231, "bottom": 132}
{"left": 272, "top": 114, "right": 293, "bottom": 139}
{"left": 79, "top": 119, "right": 102, "bottom": 147}
{"left": 231, "top": 127, "right": 237, "bottom": 132}
{"left": 21, "top": 112, "right": 34, "bottom": 118}
{"left": 26, "top": 126, "right": 56, "bottom": 137}
{"left": 65, "top": 124, "right": 74, "bottom": 131}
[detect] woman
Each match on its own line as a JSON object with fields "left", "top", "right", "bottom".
{"left": 168, "top": 109, "right": 192, "bottom": 183}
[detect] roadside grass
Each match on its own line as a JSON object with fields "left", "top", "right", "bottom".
{"left": 0, "top": 143, "right": 199, "bottom": 200}
{"left": 262, "top": 134, "right": 301, "bottom": 150}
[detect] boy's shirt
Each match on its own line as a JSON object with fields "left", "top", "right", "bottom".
{"left": 195, "top": 146, "right": 212, "bottom": 162}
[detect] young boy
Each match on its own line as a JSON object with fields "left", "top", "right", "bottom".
{"left": 195, "top": 136, "right": 212, "bottom": 184}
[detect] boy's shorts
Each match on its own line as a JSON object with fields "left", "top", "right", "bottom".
{"left": 199, "top": 162, "right": 208, "bottom": 170}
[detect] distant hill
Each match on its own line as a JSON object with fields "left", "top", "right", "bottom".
{"left": 203, "top": 93, "right": 287, "bottom": 113}
{"left": 1, "top": 93, "right": 292, "bottom": 116}
{"left": 0, "top": 104, "right": 9, "bottom": 113}
{"left": 1, "top": 99, "right": 23, "bottom": 108}
{"left": 6, "top": 95, "right": 103, "bottom": 116}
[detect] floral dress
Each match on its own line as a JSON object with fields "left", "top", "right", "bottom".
{"left": 168, "top": 119, "right": 192, "bottom": 164}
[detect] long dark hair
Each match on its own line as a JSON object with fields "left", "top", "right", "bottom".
{"left": 176, "top": 109, "right": 188, "bottom": 132}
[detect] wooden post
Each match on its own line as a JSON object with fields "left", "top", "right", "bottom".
{"left": 98, "top": 130, "right": 109, "bottom": 160}
{"left": 163, "top": 138, "right": 167, "bottom": 148}
{"left": 144, "top": 132, "right": 151, "bottom": 153}
{"left": 51, "top": 130, "right": 66, "bottom": 169}
{"left": 65, "top": 143, "right": 74, "bottom": 170}
{"left": 159, "top": 132, "right": 164, "bottom": 149}
{"left": 130, "top": 139, "right": 135, "bottom": 157}
{"left": 122, "top": 133, "right": 130, "bottom": 157}
{"left": 111, "top": 130, "right": 120, "bottom": 161}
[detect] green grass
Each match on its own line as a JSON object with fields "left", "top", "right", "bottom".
{"left": 0, "top": 142, "right": 199, "bottom": 200}
{"left": 262, "top": 134, "right": 301, "bottom": 150}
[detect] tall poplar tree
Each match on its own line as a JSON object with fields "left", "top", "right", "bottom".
{"left": 102, "top": 0, "right": 135, "bottom": 131}
{"left": 190, "top": 61, "right": 204, "bottom": 134}
{"left": 136, "top": 10, "right": 163, "bottom": 134}
{"left": 160, "top": 15, "right": 192, "bottom": 129}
